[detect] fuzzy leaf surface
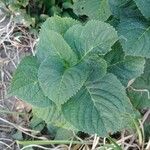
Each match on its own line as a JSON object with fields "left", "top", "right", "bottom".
{"left": 84, "top": 55, "right": 107, "bottom": 82}
{"left": 109, "top": 0, "right": 142, "bottom": 19}
{"left": 41, "top": 16, "right": 79, "bottom": 35}
{"left": 105, "top": 42, "right": 145, "bottom": 86}
{"left": 104, "top": 42, "right": 125, "bottom": 65}
{"left": 118, "top": 18, "right": 150, "bottom": 58}
{"left": 10, "top": 56, "right": 51, "bottom": 107}
{"left": 64, "top": 20, "right": 118, "bottom": 60}
{"left": 108, "top": 56, "right": 145, "bottom": 86}
{"left": 32, "top": 104, "right": 67, "bottom": 128}
{"left": 134, "top": 0, "right": 150, "bottom": 19}
{"left": 38, "top": 56, "right": 89, "bottom": 106}
{"left": 73, "top": 0, "right": 111, "bottom": 21}
{"left": 36, "top": 20, "right": 78, "bottom": 64}
{"left": 128, "top": 59, "right": 150, "bottom": 109}
{"left": 33, "top": 103, "right": 75, "bottom": 129}
{"left": 62, "top": 73, "right": 135, "bottom": 137}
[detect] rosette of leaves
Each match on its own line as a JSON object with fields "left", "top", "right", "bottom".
{"left": 10, "top": 16, "right": 146, "bottom": 137}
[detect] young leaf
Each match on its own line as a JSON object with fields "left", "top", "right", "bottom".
{"left": 118, "top": 18, "right": 150, "bottom": 58}
{"left": 38, "top": 56, "right": 89, "bottom": 106}
{"left": 41, "top": 16, "right": 79, "bottom": 36}
{"left": 36, "top": 19, "right": 78, "bottom": 64}
{"left": 37, "top": 30, "right": 77, "bottom": 65}
{"left": 10, "top": 56, "right": 51, "bottom": 107}
{"left": 73, "top": 0, "right": 111, "bottom": 21}
{"left": 64, "top": 20, "right": 118, "bottom": 60}
{"left": 62, "top": 73, "right": 135, "bottom": 137}
{"left": 133, "top": 0, "right": 150, "bottom": 19}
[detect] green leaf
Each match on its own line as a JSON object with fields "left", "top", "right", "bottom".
{"left": 64, "top": 20, "right": 118, "bottom": 60}
{"left": 73, "top": 0, "right": 111, "bottom": 21}
{"left": 55, "top": 128, "right": 74, "bottom": 140}
{"left": 62, "top": 73, "right": 135, "bottom": 136}
{"left": 104, "top": 42, "right": 125, "bottom": 65}
{"left": 134, "top": 0, "right": 150, "bottom": 19}
{"left": 84, "top": 55, "right": 107, "bottom": 82}
{"left": 36, "top": 19, "right": 78, "bottom": 64}
{"left": 111, "top": 56, "right": 145, "bottom": 86}
{"left": 105, "top": 42, "right": 145, "bottom": 86}
{"left": 10, "top": 56, "right": 51, "bottom": 107}
{"left": 118, "top": 18, "right": 150, "bottom": 58}
{"left": 41, "top": 16, "right": 79, "bottom": 35}
{"left": 127, "top": 59, "right": 150, "bottom": 109}
{"left": 108, "top": 56, "right": 145, "bottom": 86}
{"left": 128, "top": 88, "right": 150, "bottom": 109}
{"left": 38, "top": 56, "right": 89, "bottom": 106}
{"left": 109, "top": 0, "right": 142, "bottom": 19}
{"left": 29, "top": 116, "right": 45, "bottom": 132}
{"left": 18, "top": 0, "right": 29, "bottom": 7}
{"left": 32, "top": 103, "right": 66, "bottom": 127}
{"left": 32, "top": 104, "right": 74, "bottom": 129}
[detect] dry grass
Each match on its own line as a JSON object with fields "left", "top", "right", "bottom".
{"left": 0, "top": 12, "right": 37, "bottom": 150}
{"left": 0, "top": 12, "right": 149, "bottom": 150}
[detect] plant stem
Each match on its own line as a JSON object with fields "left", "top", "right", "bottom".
{"left": 17, "top": 140, "right": 92, "bottom": 146}
{"left": 0, "top": 109, "right": 26, "bottom": 115}
{"left": 107, "top": 136, "right": 122, "bottom": 150}
{"left": 133, "top": 119, "right": 143, "bottom": 146}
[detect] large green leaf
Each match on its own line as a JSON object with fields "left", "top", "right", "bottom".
{"left": 128, "top": 59, "right": 150, "bottom": 109}
{"left": 64, "top": 20, "right": 118, "bottom": 60}
{"left": 134, "top": 0, "right": 150, "bottom": 19}
{"left": 36, "top": 19, "right": 78, "bottom": 64}
{"left": 62, "top": 73, "right": 135, "bottom": 136}
{"left": 73, "top": 0, "right": 111, "bottom": 21}
{"left": 38, "top": 56, "right": 89, "bottom": 106}
{"left": 118, "top": 18, "right": 150, "bottom": 58}
{"left": 10, "top": 56, "right": 51, "bottom": 107}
